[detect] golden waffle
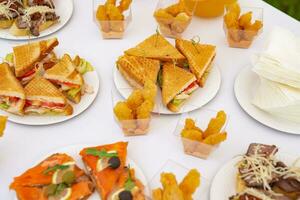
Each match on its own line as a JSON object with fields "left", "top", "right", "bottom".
{"left": 125, "top": 34, "right": 186, "bottom": 62}
{"left": 176, "top": 39, "right": 216, "bottom": 87}
{"left": 162, "top": 62, "right": 196, "bottom": 105}
{"left": 25, "top": 76, "right": 66, "bottom": 103}
{"left": 117, "top": 55, "right": 160, "bottom": 88}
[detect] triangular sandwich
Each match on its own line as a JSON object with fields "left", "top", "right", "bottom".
{"left": 0, "top": 63, "right": 25, "bottom": 115}
{"left": 24, "top": 76, "right": 73, "bottom": 115}
{"left": 125, "top": 33, "right": 186, "bottom": 62}
{"left": 12, "top": 38, "right": 59, "bottom": 85}
{"left": 176, "top": 38, "right": 216, "bottom": 87}
{"left": 44, "top": 54, "right": 84, "bottom": 104}
{"left": 162, "top": 63, "right": 198, "bottom": 112}
{"left": 116, "top": 55, "right": 160, "bottom": 89}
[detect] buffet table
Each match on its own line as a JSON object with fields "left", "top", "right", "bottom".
{"left": 0, "top": 0, "right": 300, "bottom": 198}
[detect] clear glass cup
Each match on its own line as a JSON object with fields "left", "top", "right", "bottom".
{"left": 154, "top": 0, "right": 195, "bottom": 38}
{"left": 93, "top": 0, "right": 132, "bottom": 39}
{"left": 111, "top": 86, "right": 159, "bottom": 136}
{"left": 149, "top": 160, "right": 210, "bottom": 199}
{"left": 223, "top": 6, "right": 263, "bottom": 48}
{"left": 174, "top": 108, "right": 228, "bottom": 159}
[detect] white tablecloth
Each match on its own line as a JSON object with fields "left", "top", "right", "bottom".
{"left": 1, "top": 0, "right": 300, "bottom": 198}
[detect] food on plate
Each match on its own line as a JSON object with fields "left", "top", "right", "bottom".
{"left": 175, "top": 38, "right": 216, "bottom": 87}
{"left": 108, "top": 166, "right": 146, "bottom": 199}
{"left": 10, "top": 153, "right": 95, "bottom": 200}
{"left": 180, "top": 111, "right": 227, "bottom": 159}
{"left": 24, "top": 76, "right": 73, "bottom": 115}
{"left": 114, "top": 80, "right": 157, "bottom": 135}
{"left": 230, "top": 143, "right": 300, "bottom": 200}
{"left": 125, "top": 33, "right": 186, "bottom": 62}
{"left": 10, "top": 0, "right": 59, "bottom": 36}
{"left": 161, "top": 63, "right": 198, "bottom": 112}
{"left": 223, "top": 2, "right": 263, "bottom": 48}
{"left": 154, "top": 0, "right": 192, "bottom": 38}
{"left": 5, "top": 38, "right": 59, "bottom": 85}
{"left": 0, "top": 0, "right": 24, "bottom": 29}
{"left": 116, "top": 55, "right": 160, "bottom": 89}
{"left": 44, "top": 54, "right": 84, "bottom": 104}
{"left": 95, "top": 0, "right": 132, "bottom": 38}
{"left": 152, "top": 169, "right": 201, "bottom": 200}
{"left": 0, "top": 115, "right": 7, "bottom": 137}
{"left": 80, "top": 142, "right": 146, "bottom": 200}
{"left": 0, "top": 63, "right": 25, "bottom": 115}
{"left": 252, "top": 28, "right": 300, "bottom": 123}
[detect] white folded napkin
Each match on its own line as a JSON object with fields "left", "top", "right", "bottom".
{"left": 252, "top": 27, "right": 300, "bottom": 88}
{"left": 252, "top": 77, "right": 300, "bottom": 123}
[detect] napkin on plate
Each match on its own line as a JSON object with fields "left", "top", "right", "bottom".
{"left": 252, "top": 27, "right": 300, "bottom": 122}
{"left": 252, "top": 27, "right": 300, "bottom": 88}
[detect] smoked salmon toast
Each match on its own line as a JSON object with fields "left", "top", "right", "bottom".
{"left": 10, "top": 153, "right": 94, "bottom": 200}
{"left": 79, "top": 142, "right": 128, "bottom": 200}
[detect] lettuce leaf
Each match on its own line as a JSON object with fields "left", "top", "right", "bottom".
{"left": 76, "top": 58, "right": 94, "bottom": 75}
{"left": 171, "top": 99, "right": 184, "bottom": 106}
{"left": 0, "top": 103, "right": 9, "bottom": 109}
{"left": 5, "top": 53, "right": 14, "bottom": 64}
{"left": 67, "top": 88, "right": 81, "bottom": 98}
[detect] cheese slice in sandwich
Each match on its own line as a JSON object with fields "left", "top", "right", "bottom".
{"left": 24, "top": 76, "right": 73, "bottom": 115}
{"left": 12, "top": 38, "right": 59, "bottom": 85}
{"left": 176, "top": 38, "right": 216, "bottom": 87}
{"left": 125, "top": 33, "right": 186, "bottom": 62}
{"left": 0, "top": 63, "right": 25, "bottom": 115}
{"left": 162, "top": 63, "right": 198, "bottom": 112}
{"left": 116, "top": 55, "right": 160, "bottom": 89}
{"left": 44, "top": 54, "right": 84, "bottom": 104}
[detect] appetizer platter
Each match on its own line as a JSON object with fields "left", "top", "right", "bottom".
{"left": 10, "top": 142, "right": 150, "bottom": 200}
{"left": 0, "top": 0, "right": 73, "bottom": 40}
{"left": 210, "top": 143, "right": 300, "bottom": 200}
{"left": 114, "top": 33, "right": 221, "bottom": 114}
{"left": 0, "top": 38, "right": 100, "bottom": 125}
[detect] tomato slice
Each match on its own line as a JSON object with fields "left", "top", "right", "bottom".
{"left": 20, "top": 68, "right": 36, "bottom": 78}
{"left": 41, "top": 102, "right": 65, "bottom": 108}
{"left": 184, "top": 81, "right": 197, "bottom": 92}
{"left": 9, "top": 97, "right": 19, "bottom": 103}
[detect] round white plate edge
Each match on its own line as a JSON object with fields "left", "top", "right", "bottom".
{"left": 234, "top": 66, "right": 300, "bottom": 135}
{"left": 113, "top": 65, "right": 222, "bottom": 115}
{"left": 0, "top": 70, "right": 100, "bottom": 126}
{"left": 0, "top": 0, "right": 74, "bottom": 41}
{"left": 12, "top": 143, "right": 150, "bottom": 200}
{"left": 210, "top": 153, "right": 299, "bottom": 200}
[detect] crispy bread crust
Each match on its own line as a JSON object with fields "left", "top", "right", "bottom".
{"left": 0, "top": 19, "right": 14, "bottom": 29}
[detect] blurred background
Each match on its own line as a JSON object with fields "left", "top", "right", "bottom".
{"left": 263, "top": 0, "right": 300, "bottom": 20}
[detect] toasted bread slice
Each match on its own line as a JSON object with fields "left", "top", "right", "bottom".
{"left": 162, "top": 63, "right": 196, "bottom": 106}
{"left": 9, "top": 19, "right": 58, "bottom": 36}
{"left": 0, "top": 19, "right": 14, "bottom": 29}
{"left": 24, "top": 76, "right": 73, "bottom": 115}
{"left": 80, "top": 142, "right": 128, "bottom": 200}
{"left": 13, "top": 38, "right": 59, "bottom": 78}
{"left": 10, "top": 153, "right": 94, "bottom": 200}
{"left": 125, "top": 34, "right": 186, "bottom": 62}
{"left": 44, "top": 54, "right": 84, "bottom": 86}
{"left": 117, "top": 55, "right": 160, "bottom": 89}
{"left": 176, "top": 38, "right": 216, "bottom": 87}
{"left": 0, "top": 63, "right": 25, "bottom": 115}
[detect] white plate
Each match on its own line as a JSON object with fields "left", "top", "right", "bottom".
{"left": 0, "top": 0, "right": 73, "bottom": 40}
{"left": 210, "top": 152, "right": 299, "bottom": 200}
{"left": 113, "top": 65, "right": 221, "bottom": 115}
{"left": 234, "top": 66, "right": 300, "bottom": 134}
{"left": 12, "top": 144, "right": 150, "bottom": 200}
{"left": 0, "top": 71, "right": 100, "bottom": 125}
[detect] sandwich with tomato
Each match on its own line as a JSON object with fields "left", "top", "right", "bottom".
{"left": 161, "top": 62, "right": 198, "bottom": 112}
{"left": 0, "top": 63, "right": 25, "bottom": 115}
{"left": 44, "top": 54, "right": 84, "bottom": 104}
{"left": 24, "top": 76, "right": 73, "bottom": 115}
{"left": 5, "top": 38, "right": 58, "bottom": 85}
